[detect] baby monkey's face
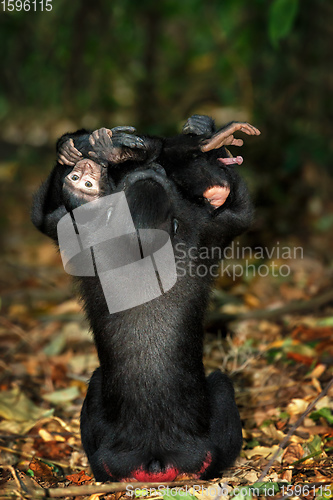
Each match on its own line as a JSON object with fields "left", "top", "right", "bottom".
{"left": 64, "top": 158, "right": 106, "bottom": 201}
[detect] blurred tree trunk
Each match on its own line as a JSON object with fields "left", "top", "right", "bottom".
{"left": 135, "top": 8, "right": 163, "bottom": 129}
{"left": 64, "top": 0, "right": 106, "bottom": 114}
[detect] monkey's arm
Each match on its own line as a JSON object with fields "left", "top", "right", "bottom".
{"left": 31, "top": 166, "right": 71, "bottom": 240}
{"left": 163, "top": 120, "right": 260, "bottom": 159}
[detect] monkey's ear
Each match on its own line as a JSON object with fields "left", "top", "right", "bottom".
{"left": 201, "top": 122, "right": 260, "bottom": 152}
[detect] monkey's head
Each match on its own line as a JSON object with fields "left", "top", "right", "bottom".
{"left": 63, "top": 158, "right": 108, "bottom": 210}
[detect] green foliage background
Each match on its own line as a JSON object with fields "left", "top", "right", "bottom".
{"left": 0, "top": 0, "right": 332, "bottom": 247}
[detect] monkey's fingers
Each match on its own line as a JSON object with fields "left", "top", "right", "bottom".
{"left": 230, "top": 138, "right": 244, "bottom": 147}
{"left": 100, "top": 127, "right": 113, "bottom": 140}
{"left": 65, "top": 139, "right": 83, "bottom": 159}
{"left": 222, "top": 122, "right": 260, "bottom": 135}
{"left": 58, "top": 154, "right": 76, "bottom": 167}
{"left": 114, "top": 134, "right": 146, "bottom": 149}
{"left": 89, "top": 129, "right": 101, "bottom": 146}
{"left": 58, "top": 139, "right": 82, "bottom": 165}
{"left": 61, "top": 139, "right": 76, "bottom": 153}
{"left": 88, "top": 146, "right": 134, "bottom": 164}
{"left": 111, "top": 126, "right": 136, "bottom": 135}
{"left": 183, "top": 115, "right": 214, "bottom": 136}
{"left": 88, "top": 151, "right": 98, "bottom": 159}
{"left": 201, "top": 122, "right": 260, "bottom": 152}
{"left": 214, "top": 134, "right": 244, "bottom": 147}
{"left": 236, "top": 123, "right": 260, "bottom": 136}
{"left": 98, "top": 128, "right": 114, "bottom": 149}
{"left": 88, "top": 149, "right": 114, "bottom": 166}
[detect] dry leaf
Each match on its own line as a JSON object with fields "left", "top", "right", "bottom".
{"left": 66, "top": 470, "right": 93, "bottom": 484}
{"left": 243, "top": 444, "right": 281, "bottom": 460}
{"left": 29, "top": 457, "right": 54, "bottom": 481}
{"left": 282, "top": 443, "right": 304, "bottom": 465}
{"left": 287, "top": 398, "right": 309, "bottom": 416}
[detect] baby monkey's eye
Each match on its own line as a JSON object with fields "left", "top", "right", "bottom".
{"left": 71, "top": 174, "right": 79, "bottom": 181}
{"left": 85, "top": 181, "right": 93, "bottom": 188}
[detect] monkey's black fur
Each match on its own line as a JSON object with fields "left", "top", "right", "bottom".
{"left": 31, "top": 116, "right": 253, "bottom": 481}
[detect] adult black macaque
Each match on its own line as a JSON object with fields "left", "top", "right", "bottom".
{"left": 31, "top": 116, "right": 260, "bottom": 482}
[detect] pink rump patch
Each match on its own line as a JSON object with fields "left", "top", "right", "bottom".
{"left": 132, "top": 467, "right": 179, "bottom": 482}
{"left": 104, "top": 452, "right": 212, "bottom": 482}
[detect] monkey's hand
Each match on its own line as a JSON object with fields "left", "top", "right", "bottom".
{"left": 58, "top": 138, "right": 83, "bottom": 166}
{"left": 200, "top": 122, "right": 260, "bottom": 152}
{"left": 182, "top": 115, "right": 215, "bottom": 136}
{"left": 88, "top": 127, "right": 146, "bottom": 165}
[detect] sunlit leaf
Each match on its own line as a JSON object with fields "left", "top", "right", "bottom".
{"left": 135, "top": 490, "right": 149, "bottom": 498}
{"left": 306, "top": 435, "right": 324, "bottom": 455}
{"left": 43, "top": 332, "right": 66, "bottom": 356}
{"left": 0, "top": 387, "right": 52, "bottom": 422}
{"left": 318, "top": 317, "right": 333, "bottom": 327}
{"left": 42, "top": 386, "right": 80, "bottom": 404}
{"left": 310, "top": 408, "right": 333, "bottom": 426}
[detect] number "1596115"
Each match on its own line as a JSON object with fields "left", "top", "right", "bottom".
{"left": 1, "top": 0, "right": 52, "bottom": 11}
